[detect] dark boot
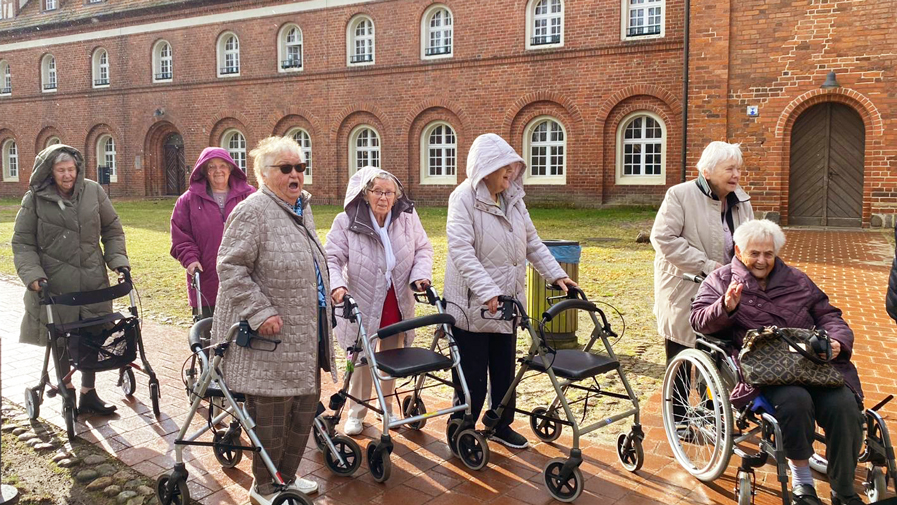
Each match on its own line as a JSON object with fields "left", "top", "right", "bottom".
{"left": 830, "top": 491, "right": 865, "bottom": 505}
{"left": 791, "top": 485, "right": 823, "bottom": 505}
{"left": 78, "top": 389, "right": 117, "bottom": 416}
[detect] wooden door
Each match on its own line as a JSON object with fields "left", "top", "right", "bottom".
{"left": 164, "top": 134, "right": 186, "bottom": 195}
{"left": 788, "top": 103, "right": 865, "bottom": 227}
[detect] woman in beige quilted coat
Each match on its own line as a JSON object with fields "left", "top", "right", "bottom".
{"left": 325, "top": 166, "right": 434, "bottom": 436}
{"left": 444, "top": 133, "right": 576, "bottom": 449}
{"left": 212, "top": 136, "right": 334, "bottom": 504}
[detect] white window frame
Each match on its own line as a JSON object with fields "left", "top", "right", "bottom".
{"left": 621, "top": 0, "right": 665, "bottom": 40}
{"left": 615, "top": 111, "right": 666, "bottom": 185}
{"left": 217, "top": 32, "right": 241, "bottom": 78}
{"left": 0, "top": 61, "right": 10, "bottom": 96}
{"left": 525, "top": 0, "right": 564, "bottom": 50}
{"left": 287, "top": 127, "right": 313, "bottom": 184}
{"left": 97, "top": 135, "right": 117, "bottom": 183}
{"left": 346, "top": 15, "right": 375, "bottom": 66}
{"left": 46, "top": 136, "right": 61, "bottom": 148}
{"left": 42, "top": 54, "right": 57, "bottom": 93}
{"left": 221, "top": 129, "right": 247, "bottom": 171}
{"left": 523, "top": 116, "right": 567, "bottom": 185}
{"left": 44, "top": 0, "right": 56, "bottom": 11}
{"left": 3, "top": 139, "right": 18, "bottom": 182}
{"left": 92, "top": 48, "right": 110, "bottom": 88}
{"left": 420, "top": 122, "right": 457, "bottom": 185}
{"left": 278, "top": 24, "right": 304, "bottom": 73}
{"left": 349, "top": 125, "right": 380, "bottom": 174}
{"left": 421, "top": 5, "right": 453, "bottom": 60}
{"left": 153, "top": 40, "right": 173, "bottom": 82}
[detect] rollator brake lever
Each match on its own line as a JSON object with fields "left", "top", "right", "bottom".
{"left": 236, "top": 321, "right": 281, "bottom": 352}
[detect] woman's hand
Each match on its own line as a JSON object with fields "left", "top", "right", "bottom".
{"left": 486, "top": 296, "right": 500, "bottom": 314}
{"left": 554, "top": 277, "right": 578, "bottom": 293}
{"left": 724, "top": 280, "right": 743, "bottom": 313}
{"left": 412, "top": 279, "right": 431, "bottom": 292}
{"left": 29, "top": 279, "right": 46, "bottom": 292}
{"left": 186, "top": 261, "right": 203, "bottom": 276}
{"left": 826, "top": 339, "right": 842, "bottom": 360}
{"left": 331, "top": 287, "right": 348, "bottom": 304}
{"left": 258, "top": 315, "right": 283, "bottom": 336}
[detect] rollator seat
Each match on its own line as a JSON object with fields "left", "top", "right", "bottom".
{"left": 374, "top": 348, "right": 453, "bottom": 378}
{"left": 527, "top": 349, "right": 619, "bottom": 380}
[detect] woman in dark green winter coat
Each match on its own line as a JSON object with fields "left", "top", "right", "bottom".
{"left": 12, "top": 144, "right": 130, "bottom": 416}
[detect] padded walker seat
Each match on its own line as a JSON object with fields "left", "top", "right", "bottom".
{"left": 373, "top": 313, "right": 455, "bottom": 378}
{"left": 527, "top": 350, "right": 619, "bottom": 380}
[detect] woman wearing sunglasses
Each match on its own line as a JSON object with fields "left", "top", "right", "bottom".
{"left": 212, "top": 136, "right": 335, "bottom": 504}
{"left": 170, "top": 147, "right": 254, "bottom": 319}
{"left": 325, "top": 166, "right": 434, "bottom": 436}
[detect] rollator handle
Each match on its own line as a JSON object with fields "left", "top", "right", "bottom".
{"left": 414, "top": 286, "right": 440, "bottom": 306}
{"left": 545, "top": 283, "right": 585, "bottom": 299}
{"left": 236, "top": 320, "right": 281, "bottom": 352}
{"left": 480, "top": 296, "right": 517, "bottom": 321}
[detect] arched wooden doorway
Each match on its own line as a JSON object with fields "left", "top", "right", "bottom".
{"left": 788, "top": 102, "right": 865, "bottom": 227}
{"left": 164, "top": 133, "right": 186, "bottom": 195}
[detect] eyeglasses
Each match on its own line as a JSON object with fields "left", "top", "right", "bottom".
{"left": 370, "top": 190, "right": 396, "bottom": 199}
{"left": 268, "top": 163, "right": 307, "bottom": 174}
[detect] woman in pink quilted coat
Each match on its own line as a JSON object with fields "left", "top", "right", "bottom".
{"left": 325, "top": 166, "right": 434, "bottom": 436}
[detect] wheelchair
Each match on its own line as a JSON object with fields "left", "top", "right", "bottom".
{"left": 661, "top": 327, "right": 897, "bottom": 505}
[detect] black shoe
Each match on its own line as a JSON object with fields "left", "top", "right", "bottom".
{"left": 791, "top": 485, "right": 823, "bottom": 505}
{"left": 489, "top": 427, "right": 529, "bottom": 449}
{"left": 78, "top": 389, "right": 117, "bottom": 416}
{"left": 831, "top": 491, "right": 865, "bottom": 505}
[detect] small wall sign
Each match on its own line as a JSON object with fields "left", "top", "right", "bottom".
{"left": 746, "top": 106, "right": 759, "bottom": 117}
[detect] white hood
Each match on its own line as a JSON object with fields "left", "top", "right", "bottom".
{"left": 465, "top": 133, "right": 526, "bottom": 192}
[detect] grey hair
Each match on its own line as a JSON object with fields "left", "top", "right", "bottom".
{"left": 249, "top": 136, "right": 305, "bottom": 186}
{"left": 364, "top": 171, "right": 403, "bottom": 199}
{"left": 733, "top": 219, "right": 786, "bottom": 254}
{"left": 696, "top": 141, "right": 743, "bottom": 176}
{"left": 52, "top": 151, "right": 76, "bottom": 166}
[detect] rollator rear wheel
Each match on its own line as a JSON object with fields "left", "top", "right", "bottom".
{"left": 616, "top": 432, "right": 644, "bottom": 472}
{"left": 661, "top": 349, "right": 734, "bottom": 482}
{"left": 63, "top": 404, "right": 76, "bottom": 440}
{"left": 530, "top": 407, "right": 562, "bottom": 442}
{"left": 25, "top": 387, "right": 40, "bottom": 420}
{"left": 865, "top": 466, "right": 887, "bottom": 503}
{"left": 120, "top": 367, "right": 136, "bottom": 397}
{"left": 324, "top": 435, "right": 362, "bottom": 476}
{"left": 366, "top": 442, "right": 392, "bottom": 483}
{"left": 446, "top": 418, "right": 463, "bottom": 457}
{"left": 736, "top": 471, "right": 752, "bottom": 505}
{"left": 456, "top": 429, "right": 489, "bottom": 471}
{"left": 543, "top": 458, "right": 583, "bottom": 503}
{"left": 212, "top": 431, "right": 243, "bottom": 468}
{"left": 401, "top": 395, "right": 427, "bottom": 430}
{"left": 155, "top": 475, "right": 190, "bottom": 505}
{"left": 149, "top": 379, "right": 161, "bottom": 417}
{"left": 272, "top": 490, "right": 313, "bottom": 505}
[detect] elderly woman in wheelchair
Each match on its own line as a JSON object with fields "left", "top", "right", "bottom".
{"left": 672, "top": 219, "right": 883, "bottom": 505}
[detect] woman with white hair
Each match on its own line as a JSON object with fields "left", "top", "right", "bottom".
{"left": 212, "top": 136, "right": 335, "bottom": 504}
{"left": 691, "top": 219, "right": 865, "bottom": 505}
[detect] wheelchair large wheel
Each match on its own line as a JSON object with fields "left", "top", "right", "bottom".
{"left": 324, "top": 435, "right": 362, "bottom": 476}
{"left": 865, "top": 466, "right": 887, "bottom": 503}
{"left": 401, "top": 395, "right": 427, "bottom": 430}
{"left": 543, "top": 457, "right": 583, "bottom": 503}
{"left": 155, "top": 474, "right": 190, "bottom": 505}
{"left": 272, "top": 490, "right": 313, "bottom": 505}
{"left": 661, "top": 348, "right": 734, "bottom": 482}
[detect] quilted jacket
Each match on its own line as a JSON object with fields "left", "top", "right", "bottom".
{"left": 691, "top": 256, "right": 862, "bottom": 398}
{"left": 212, "top": 187, "right": 336, "bottom": 397}
{"left": 325, "top": 167, "right": 434, "bottom": 353}
{"left": 887, "top": 225, "right": 897, "bottom": 323}
{"left": 443, "top": 133, "right": 567, "bottom": 334}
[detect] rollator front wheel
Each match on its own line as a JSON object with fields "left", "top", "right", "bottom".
{"left": 456, "top": 429, "right": 489, "bottom": 471}
{"left": 212, "top": 431, "right": 243, "bottom": 468}
{"left": 446, "top": 418, "right": 463, "bottom": 457}
{"left": 324, "top": 435, "right": 362, "bottom": 476}
{"left": 366, "top": 442, "right": 392, "bottom": 483}
{"left": 616, "top": 432, "right": 644, "bottom": 472}
{"left": 530, "top": 407, "right": 562, "bottom": 442}
{"left": 120, "top": 367, "right": 136, "bottom": 397}
{"left": 272, "top": 490, "right": 313, "bottom": 505}
{"left": 401, "top": 395, "right": 427, "bottom": 430}
{"left": 25, "top": 387, "right": 40, "bottom": 420}
{"left": 155, "top": 474, "right": 190, "bottom": 505}
{"left": 149, "top": 379, "right": 161, "bottom": 417}
{"left": 865, "top": 466, "right": 887, "bottom": 503}
{"left": 543, "top": 458, "right": 583, "bottom": 503}
{"left": 63, "top": 404, "right": 76, "bottom": 440}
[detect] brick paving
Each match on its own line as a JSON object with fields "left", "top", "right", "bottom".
{"left": 2, "top": 228, "right": 896, "bottom": 505}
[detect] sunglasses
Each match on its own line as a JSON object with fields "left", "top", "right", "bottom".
{"left": 268, "top": 163, "right": 307, "bottom": 174}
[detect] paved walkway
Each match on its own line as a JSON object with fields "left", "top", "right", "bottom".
{"left": 2, "top": 229, "right": 896, "bottom": 505}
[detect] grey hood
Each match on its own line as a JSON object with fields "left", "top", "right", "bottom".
{"left": 30, "top": 144, "right": 86, "bottom": 200}
{"left": 342, "top": 166, "right": 414, "bottom": 236}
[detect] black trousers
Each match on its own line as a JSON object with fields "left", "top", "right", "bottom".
{"left": 763, "top": 385, "right": 864, "bottom": 496}
{"left": 450, "top": 326, "right": 517, "bottom": 431}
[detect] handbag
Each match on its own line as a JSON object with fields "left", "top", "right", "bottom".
{"left": 739, "top": 326, "right": 844, "bottom": 388}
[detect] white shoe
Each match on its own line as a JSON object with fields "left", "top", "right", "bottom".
{"left": 288, "top": 477, "right": 319, "bottom": 495}
{"left": 248, "top": 481, "right": 275, "bottom": 505}
{"left": 343, "top": 417, "right": 364, "bottom": 436}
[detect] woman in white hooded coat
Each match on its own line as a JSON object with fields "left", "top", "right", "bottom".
{"left": 443, "top": 133, "right": 576, "bottom": 449}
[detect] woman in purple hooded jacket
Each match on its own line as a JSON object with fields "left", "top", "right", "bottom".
{"left": 170, "top": 148, "right": 255, "bottom": 317}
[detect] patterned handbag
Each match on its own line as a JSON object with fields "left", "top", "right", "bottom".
{"left": 738, "top": 326, "right": 845, "bottom": 388}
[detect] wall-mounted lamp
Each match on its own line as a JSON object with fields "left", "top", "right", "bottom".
{"left": 153, "top": 108, "right": 165, "bottom": 118}
{"left": 820, "top": 71, "right": 840, "bottom": 89}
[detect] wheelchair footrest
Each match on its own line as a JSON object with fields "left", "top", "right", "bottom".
{"left": 526, "top": 349, "right": 619, "bottom": 380}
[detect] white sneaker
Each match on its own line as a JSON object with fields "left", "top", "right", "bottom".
{"left": 248, "top": 481, "right": 275, "bottom": 505}
{"left": 288, "top": 477, "right": 319, "bottom": 495}
{"left": 343, "top": 417, "right": 364, "bottom": 436}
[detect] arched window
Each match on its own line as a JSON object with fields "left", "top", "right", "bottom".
{"left": 217, "top": 32, "right": 240, "bottom": 77}
{"left": 421, "top": 122, "right": 457, "bottom": 184}
{"left": 42, "top": 54, "right": 57, "bottom": 92}
{"left": 287, "top": 128, "right": 313, "bottom": 183}
{"left": 616, "top": 111, "right": 666, "bottom": 184}
{"left": 524, "top": 116, "right": 566, "bottom": 184}
{"left": 347, "top": 15, "right": 374, "bottom": 65}
{"left": 279, "top": 25, "right": 303, "bottom": 71}
{"left": 624, "top": 0, "right": 664, "bottom": 38}
{"left": 221, "top": 129, "right": 247, "bottom": 171}
{"left": 153, "top": 40, "right": 173, "bottom": 82}
{"left": 422, "top": 5, "right": 453, "bottom": 59}
{"left": 526, "top": 0, "right": 564, "bottom": 49}
{"left": 96, "top": 135, "right": 117, "bottom": 183}
{"left": 2, "top": 139, "right": 18, "bottom": 181}
{"left": 0, "top": 61, "right": 10, "bottom": 95}
{"left": 92, "top": 48, "right": 110, "bottom": 88}
{"left": 46, "top": 136, "right": 61, "bottom": 148}
{"left": 349, "top": 125, "right": 380, "bottom": 173}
